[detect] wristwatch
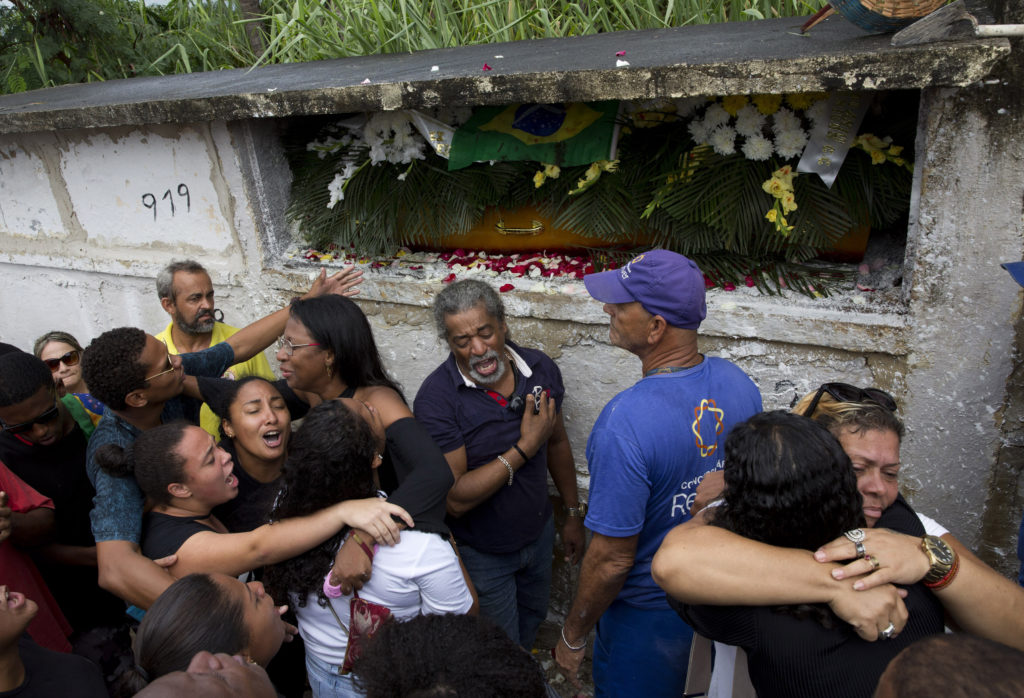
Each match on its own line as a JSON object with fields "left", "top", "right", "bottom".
{"left": 920, "top": 535, "right": 956, "bottom": 584}
{"left": 566, "top": 503, "right": 588, "bottom": 518}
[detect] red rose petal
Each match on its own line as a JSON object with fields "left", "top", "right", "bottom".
{"left": 483, "top": 64, "right": 492, "bottom": 71}
{"left": 499, "top": 283, "right": 515, "bottom": 292}
{"left": 616, "top": 51, "right": 626, "bottom": 56}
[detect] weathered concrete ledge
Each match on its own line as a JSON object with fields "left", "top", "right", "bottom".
{"left": 0, "top": 16, "right": 1009, "bottom": 134}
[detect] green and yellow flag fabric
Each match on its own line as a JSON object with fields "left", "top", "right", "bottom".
{"left": 447, "top": 101, "right": 620, "bottom": 170}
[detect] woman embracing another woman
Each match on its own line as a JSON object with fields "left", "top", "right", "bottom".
{"left": 263, "top": 399, "right": 473, "bottom": 697}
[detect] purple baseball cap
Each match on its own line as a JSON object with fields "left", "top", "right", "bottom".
{"left": 583, "top": 249, "right": 707, "bottom": 329}
{"left": 1003, "top": 262, "right": 1024, "bottom": 288}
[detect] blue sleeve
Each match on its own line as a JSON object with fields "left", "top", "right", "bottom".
{"left": 85, "top": 423, "right": 145, "bottom": 544}
{"left": 584, "top": 407, "right": 651, "bottom": 538}
{"left": 181, "top": 342, "right": 234, "bottom": 378}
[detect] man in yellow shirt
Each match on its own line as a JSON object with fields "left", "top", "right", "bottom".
{"left": 155, "top": 260, "right": 276, "bottom": 438}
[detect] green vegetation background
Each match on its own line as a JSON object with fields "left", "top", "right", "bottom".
{"left": 1, "top": 0, "right": 827, "bottom": 95}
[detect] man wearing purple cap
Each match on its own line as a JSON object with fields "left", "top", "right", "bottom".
{"left": 554, "top": 249, "right": 762, "bottom": 697}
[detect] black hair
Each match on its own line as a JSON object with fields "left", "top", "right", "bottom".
{"left": 204, "top": 375, "right": 279, "bottom": 441}
{"left": 262, "top": 400, "right": 377, "bottom": 605}
{"left": 115, "top": 573, "right": 249, "bottom": 697}
{"left": 0, "top": 351, "right": 54, "bottom": 407}
{"left": 710, "top": 411, "right": 864, "bottom": 628}
{"left": 712, "top": 411, "right": 863, "bottom": 550}
{"left": 95, "top": 421, "right": 190, "bottom": 507}
{"left": 81, "top": 327, "right": 149, "bottom": 410}
{"left": 288, "top": 295, "right": 404, "bottom": 400}
{"left": 876, "top": 633, "right": 1024, "bottom": 698}
{"left": 352, "top": 614, "right": 548, "bottom": 697}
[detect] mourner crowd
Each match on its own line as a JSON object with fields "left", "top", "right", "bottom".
{"left": 1, "top": 249, "right": 1023, "bottom": 697}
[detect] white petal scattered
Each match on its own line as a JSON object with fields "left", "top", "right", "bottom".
{"left": 361, "top": 78, "right": 372, "bottom": 84}
{"left": 266, "top": 87, "right": 278, "bottom": 93}
{"left": 430, "top": 65, "right": 439, "bottom": 72}
{"left": 494, "top": 55, "right": 504, "bottom": 58}
{"left": 616, "top": 59, "right": 630, "bottom": 67}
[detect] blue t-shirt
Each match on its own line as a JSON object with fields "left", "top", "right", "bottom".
{"left": 585, "top": 356, "right": 762, "bottom": 609}
{"left": 413, "top": 341, "right": 563, "bottom": 553}
{"left": 85, "top": 342, "right": 234, "bottom": 544}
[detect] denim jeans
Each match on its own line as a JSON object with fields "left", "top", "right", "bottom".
{"left": 305, "top": 652, "right": 363, "bottom": 698}
{"left": 592, "top": 599, "right": 694, "bottom": 698}
{"left": 457, "top": 514, "right": 555, "bottom": 649}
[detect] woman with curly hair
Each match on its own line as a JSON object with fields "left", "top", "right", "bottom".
{"left": 262, "top": 399, "right": 472, "bottom": 698}
{"left": 666, "top": 411, "right": 944, "bottom": 698}
{"left": 93, "top": 421, "right": 412, "bottom": 579}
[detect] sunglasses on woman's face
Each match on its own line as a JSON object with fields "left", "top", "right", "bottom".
{"left": 802, "top": 382, "right": 897, "bottom": 418}
{"left": 42, "top": 350, "right": 81, "bottom": 372}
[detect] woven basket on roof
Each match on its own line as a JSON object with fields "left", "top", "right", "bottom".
{"left": 830, "top": 0, "right": 948, "bottom": 33}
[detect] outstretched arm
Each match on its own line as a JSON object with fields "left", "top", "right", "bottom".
{"left": 97, "top": 540, "right": 176, "bottom": 609}
{"left": 170, "top": 498, "right": 412, "bottom": 578}
{"left": 226, "top": 266, "right": 363, "bottom": 363}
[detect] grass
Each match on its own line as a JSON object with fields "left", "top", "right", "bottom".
{"left": 0, "top": 0, "right": 827, "bottom": 93}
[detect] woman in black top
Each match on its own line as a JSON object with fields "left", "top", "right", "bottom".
{"left": 93, "top": 421, "right": 412, "bottom": 578}
{"left": 206, "top": 376, "right": 291, "bottom": 533}
{"left": 674, "top": 411, "right": 944, "bottom": 698}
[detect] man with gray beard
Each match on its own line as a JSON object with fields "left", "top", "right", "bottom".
{"left": 155, "top": 260, "right": 276, "bottom": 438}
{"left": 414, "top": 279, "right": 584, "bottom": 650}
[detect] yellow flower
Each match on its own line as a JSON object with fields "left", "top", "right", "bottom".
{"left": 533, "top": 171, "right": 546, "bottom": 188}
{"left": 722, "top": 95, "right": 748, "bottom": 117}
{"left": 543, "top": 163, "right": 561, "bottom": 178}
{"left": 765, "top": 209, "right": 778, "bottom": 223}
{"left": 762, "top": 178, "right": 785, "bottom": 198}
{"left": 773, "top": 165, "right": 796, "bottom": 186}
{"left": 785, "top": 93, "right": 815, "bottom": 111}
{"left": 870, "top": 150, "right": 886, "bottom": 165}
{"left": 584, "top": 162, "right": 602, "bottom": 181}
{"left": 600, "top": 159, "right": 620, "bottom": 173}
{"left": 752, "top": 94, "right": 783, "bottom": 115}
{"left": 887, "top": 145, "right": 903, "bottom": 157}
{"left": 781, "top": 192, "right": 798, "bottom": 213}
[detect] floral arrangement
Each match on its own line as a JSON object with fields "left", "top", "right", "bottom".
{"left": 284, "top": 92, "right": 914, "bottom": 296}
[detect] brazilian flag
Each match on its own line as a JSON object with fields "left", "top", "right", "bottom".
{"left": 447, "top": 101, "right": 620, "bottom": 171}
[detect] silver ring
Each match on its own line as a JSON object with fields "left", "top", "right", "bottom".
{"left": 843, "top": 529, "right": 866, "bottom": 543}
{"left": 879, "top": 622, "right": 896, "bottom": 640}
{"left": 854, "top": 541, "right": 866, "bottom": 559}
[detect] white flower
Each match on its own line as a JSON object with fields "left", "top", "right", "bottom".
{"left": 709, "top": 126, "right": 737, "bottom": 156}
{"left": 703, "top": 103, "right": 729, "bottom": 128}
{"left": 327, "top": 173, "right": 346, "bottom": 209}
{"left": 806, "top": 99, "right": 829, "bottom": 126}
{"left": 397, "top": 172, "right": 408, "bottom": 181}
{"left": 741, "top": 134, "right": 774, "bottom": 161}
{"left": 688, "top": 119, "right": 711, "bottom": 145}
{"left": 734, "top": 105, "right": 766, "bottom": 138}
{"left": 774, "top": 127, "right": 809, "bottom": 159}
{"left": 772, "top": 108, "right": 801, "bottom": 134}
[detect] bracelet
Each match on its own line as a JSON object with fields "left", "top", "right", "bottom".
{"left": 349, "top": 531, "right": 375, "bottom": 562}
{"left": 497, "top": 455, "right": 514, "bottom": 486}
{"left": 512, "top": 443, "right": 529, "bottom": 462}
{"left": 560, "top": 626, "right": 586, "bottom": 651}
{"left": 924, "top": 554, "right": 960, "bottom": 590}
